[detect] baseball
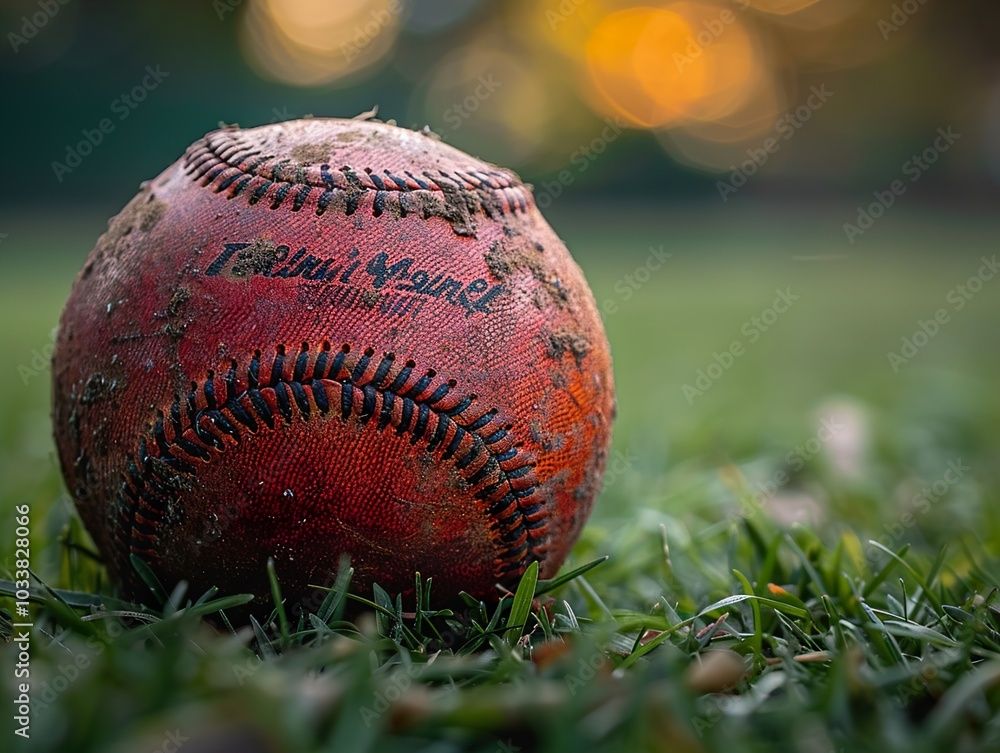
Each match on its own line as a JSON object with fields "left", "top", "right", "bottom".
{"left": 52, "top": 117, "right": 615, "bottom": 613}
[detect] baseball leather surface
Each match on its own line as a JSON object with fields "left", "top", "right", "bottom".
{"left": 52, "top": 117, "right": 615, "bottom": 613}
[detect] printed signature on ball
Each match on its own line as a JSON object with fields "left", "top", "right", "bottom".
{"left": 206, "top": 241, "right": 506, "bottom": 318}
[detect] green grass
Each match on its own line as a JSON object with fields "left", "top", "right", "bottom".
{"left": 2, "top": 205, "right": 1000, "bottom": 752}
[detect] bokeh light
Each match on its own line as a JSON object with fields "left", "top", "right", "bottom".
{"left": 514, "top": 0, "right": 619, "bottom": 61}
{"left": 745, "top": 0, "right": 822, "bottom": 16}
{"left": 415, "top": 34, "right": 552, "bottom": 166}
{"left": 240, "top": 0, "right": 405, "bottom": 86}
{"left": 584, "top": 7, "right": 679, "bottom": 128}
{"left": 583, "top": 3, "right": 765, "bottom": 131}
{"left": 218, "top": 0, "right": 993, "bottom": 181}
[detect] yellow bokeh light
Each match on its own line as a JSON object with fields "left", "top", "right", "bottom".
{"left": 263, "top": 0, "right": 372, "bottom": 52}
{"left": 417, "top": 37, "right": 552, "bottom": 166}
{"left": 240, "top": 0, "right": 405, "bottom": 87}
{"left": 512, "top": 0, "right": 620, "bottom": 61}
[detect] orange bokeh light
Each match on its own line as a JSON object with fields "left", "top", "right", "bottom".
{"left": 584, "top": 3, "right": 764, "bottom": 129}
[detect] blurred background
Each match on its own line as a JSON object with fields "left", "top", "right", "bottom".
{"left": 1, "top": 0, "right": 999, "bottom": 581}
{"left": 3, "top": 0, "right": 1000, "bottom": 204}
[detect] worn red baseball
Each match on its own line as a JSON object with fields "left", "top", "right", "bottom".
{"left": 52, "top": 117, "right": 615, "bottom": 614}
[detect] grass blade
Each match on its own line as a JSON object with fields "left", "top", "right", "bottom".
{"left": 505, "top": 560, "right": 539, "bottom": 648}
{"left": 536, "top": 557, "right": 608, "bottom": 596}
{"left": 267, "top": 557, "right": 290, "bottom": 649}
